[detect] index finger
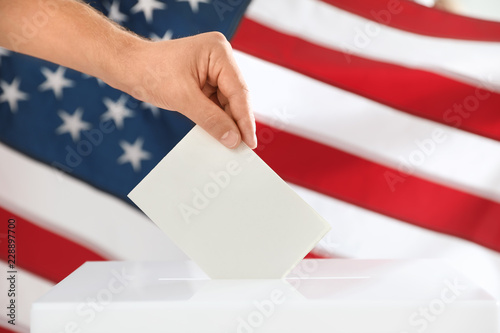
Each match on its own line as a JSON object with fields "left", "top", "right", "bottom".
{"left": 213, "top": 48, "right": 257, "bottom": 149}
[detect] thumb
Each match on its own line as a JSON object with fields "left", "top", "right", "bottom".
{"left": 185, "top": 91, "right": 242, "bottom": 149}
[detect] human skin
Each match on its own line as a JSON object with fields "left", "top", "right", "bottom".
{"left": 0, "top": 0, "right": 257, "bottom": 149}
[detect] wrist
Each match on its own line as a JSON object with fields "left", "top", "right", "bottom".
{"left": 97, "top": 31, "right": 152, "bottom": 98}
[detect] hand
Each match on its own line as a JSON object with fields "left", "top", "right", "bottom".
{"left": 118, "top": 32, "right": 257, "bottom": 149}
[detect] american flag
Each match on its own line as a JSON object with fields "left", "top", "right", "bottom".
{"left": 1, "top": 0, "right": 500, "bottom": 331}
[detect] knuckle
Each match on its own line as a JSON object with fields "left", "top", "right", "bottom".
{"left": 207, "top": 31, "right": 227, "bottom": 43}
{"left": 229, "top": 85, "right": 250, "bottom": 102}
{"left": 202, "top": 112, "right": 222, "bottom": 132}
{"left": 206, "top": 31, "right": 232, "bottom": 53}
{"left": 240, "top": 85, "right": 250, "bottom": 97}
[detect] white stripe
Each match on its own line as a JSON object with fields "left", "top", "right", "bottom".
{"left": 235, "top": 51, "right": 500, "bottom": 203}
{"left": 0, "top": 260, "right": 54, "bottom": 330}
{"left": 0, "top": 143, "right": 188, "bottom": 261}
{"left": 289, "top": 184, "right": 500, "bottom": 302}
{"left": 246, "top": 0, "right": 500, "bottom": 91}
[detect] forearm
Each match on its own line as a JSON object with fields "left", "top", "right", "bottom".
{"left": 0, "top": 0, "right": 146, "bottom": 90}
{"left": 0, "top": 0, "right": 257, "bottom": 148}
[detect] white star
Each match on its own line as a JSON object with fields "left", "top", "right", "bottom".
{"left": 56, "top": 108, "right": 92, "bottom": 142}
{"left": 150, "top": 29, "right": 173, "bottom": 41}
{"left": 141, "top": 101, "right": 160, "bottom": 117}
{"left": 101, "top": 95, "right": 134, "bottom": 129}
{"left": 131, "top": 0, "right": 166, "bottom": 23}
{"left": 0, "top": 47, "right": 10, "bottom": 66}
{"left": 117, "top": 137, "right": 152, "bottom": 172}
{"left": 39, "top": 66, "right": 74, "bottom": 99}
{"left": 107, "top": 0, "right": 127, "bottom": 24}
{"left": 176, "top": 0, "right": 210, "bottom": 13}
{"left": 0, "top": 78, "right": 29, "bottom": 113}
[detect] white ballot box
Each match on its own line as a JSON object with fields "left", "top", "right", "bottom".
{"left": 31, "top": 259, "right": 499, "bottom": 333}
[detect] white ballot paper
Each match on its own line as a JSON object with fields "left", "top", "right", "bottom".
{"left": 128, "top": 125, "right": 331, "bottom": 279}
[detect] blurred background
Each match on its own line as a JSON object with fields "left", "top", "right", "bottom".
{"left": 0, "top": 0, "right": 499, "bottom": 332}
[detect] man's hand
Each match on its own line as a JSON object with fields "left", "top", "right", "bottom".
{"left": 0, "top": 0, "right": 256, "bottom": 149}
{"left": 116, "top": 33, "right": 257, "bottom": 149}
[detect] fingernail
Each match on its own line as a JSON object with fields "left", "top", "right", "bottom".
{"left": 252, "top": 132, "right": 258, "bottom": 149}
{"left": 220, "top": 130, "right": 239, "bottom": 148}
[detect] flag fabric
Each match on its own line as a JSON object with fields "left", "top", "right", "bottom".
{"left": 1, "top": 0, "right": 500, "bottom": 331}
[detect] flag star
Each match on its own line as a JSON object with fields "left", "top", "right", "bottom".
{"left": 101, "top": 95, "right": 134, "bottom": 129}
{"left": 131, "top": 0, "right": 166, "bottom": 23}
{"left": 150, "top": 29, "right": 173, "bottom": 41}
{"left": 141, "top": 101, "right": 160, "bottom": 117}
{"left": 107, "top": 0, "right": 127, "bottom": 24}
{"left": 0, "top": 47, "right": 9, "bottom": 57}
{"left": 176, "top": 0, "right": 210, "bottom": 13}
{"left": 117, "top": 137, "right": 152, "bottom": 172}
{"left": 0, "top": 78, "right": 29, "bottom": 113}
{"left": 39, "top": 66, "right": 75, "bottom": 99}
{"left": 0, "top": 47, "right": 10, "bottom": 66}
{"left": 56, "top": 108, "right": 92, "bottom": 142}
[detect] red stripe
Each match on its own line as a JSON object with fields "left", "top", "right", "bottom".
{"left": 232, "top": 19, "right": 500, "bottom": 142}
{"left": 321, "top": 0, "right": 500, "bottom": 42}
{"left": 255, "top": 122, "right": 500, "bottom": 253}
{"left": 0, "top": 206, "right": 107, "bottom": 283}
{"left": 304, "top": 252, "right": 328, "bottom": 259}
{"left": 0, "top": 326, "right": 18, "bottom": 333}
{"left": 305, "top": 252, "right": 335, "bottom": 259}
